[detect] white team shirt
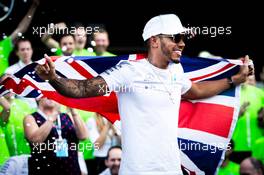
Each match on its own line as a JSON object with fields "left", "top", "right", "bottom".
{"left": 5, "top": 60, "right": 31, "bottom": 75}
{"left": 100, "top": 58, "right": 192, "bottom": 175}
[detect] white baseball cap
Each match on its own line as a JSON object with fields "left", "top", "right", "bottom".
{"left": 142, "top": 14, "right": 189, "bottom": 41}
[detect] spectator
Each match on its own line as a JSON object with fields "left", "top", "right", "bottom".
{"left": 100, "top": 146, "right": 122, "bottom": 175}
{"left": 62, "top": 107, "right": 95, "bottom": 175}
{"left": 0, "top": 74, "right": 34, "bottom": 157}
{"left": 5, "top": 38, "right": 34, "bottom": 75}
{"left": 58, "top": 33, "right": 76, "bottom": 56}
{"left": 75, "top": 110, "right": 97, "bottom": 175}
{"left": 87, "top": 113, "right": 121, "bottom": 174}
{"left": 88, "top": 28, "right": 115, "bottom": 56}
{"left": 240, "top": 157, "right": 263, "bottom": 175}
{"left": 72, "top": 23, "right": 90, "bottom": 56}
{"left": 41, "top": 22, "right": 67, "bottom": 56}
{"left": 23, "top": 97, "right": 88, "bottom": 174}
{"left": 232, "top": 73, "right": 264, "bottom": 162}
{"left": 4, "top": 38, "right": 38, "bottom": 108}
{"left": 0, "top": 0, "right": 39, "bottom": 75}
{"left": 0, "top": 85, "right": 10, "bottom": 166}
{"left": 41, "top": 22, "right": 91, "bottom": 56}
{"left": 252, "top": 108, "right": 264, "bottom": 164}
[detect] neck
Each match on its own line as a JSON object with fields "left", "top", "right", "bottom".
{"left": 63, "top": 52, "right": 72, "bottom": 56}
{"left": 147, "top": 52, "right": 169, "bottom": 69}
{"left": 22, "top": 60, "right": 30, "bottom": 65}
{"left": 96, "top": 51, "right": 104, "bottom": 56}
{"left": 39, "top": 106, "right": 57, "bottom": 116}
{"left": 76, "top": 45, "right": 84, "bottom": 51}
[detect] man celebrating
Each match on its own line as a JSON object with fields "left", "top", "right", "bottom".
{"left": 36, "top": 14, "right": 251, "bottom": 175}
{"left": 100, "top": 146, "right": 122, "bottom": 175}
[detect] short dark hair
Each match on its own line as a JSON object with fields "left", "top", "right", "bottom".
{"left": 58, "top": 31, "right": 75, "bottom": 43}
{"left": 92, "top": 27, "right": 108, "bottom": 40}
{"left": 106, "top": 146, "right": 122, "bottom": 160}
{"left": 58, "top": 28, "right": 74, "bottom": 41}
{"left": 14, "top": 38, "right": 31, "bottom": 51}
{"left": 145, "top": 39, "right": 151, "bottom": 50}
{"left": 249, "top": 157, "right": 264, "bottom": 172}
{"left": 72, "top": 22, "right": 85, "bottom": 29}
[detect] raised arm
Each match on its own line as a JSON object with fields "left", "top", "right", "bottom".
{"left": 183, "top": 55, "right": 253, "bottom": 100}
{"left": 67, "top": 108, "right": 88, "bottom": 140}
{"left": 41, "top": 22, "right": 66, "bottom": 49}
{"left": 35, "top": 54, "right": 108, "bottom": 98}
{"left": 10, "top": 0, "right": 40, "bottom": 43}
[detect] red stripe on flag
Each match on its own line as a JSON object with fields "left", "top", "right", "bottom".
{"left": 4, "top": 77, "right": 120, "bottom": 123}
{"left": 68, "top": 60, "right": 94, "bottom": 79}
{"left": 50, "top": 56, "right": 61, "bottom": 62}
{"left": 3, "top": 77, "right": 28, "bottom": 94}
{"left": 190, "top": 63, "right": 234, "bottom": 81}
{"left": 41, "top": 90, "right": 120, "bottom": 123}
{"left": 179, "top": 100, "right": 234, "bottom": 138}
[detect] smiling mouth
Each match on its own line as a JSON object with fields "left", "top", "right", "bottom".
{"left": 173, "top": 49, "right": 182, "bottom": 56}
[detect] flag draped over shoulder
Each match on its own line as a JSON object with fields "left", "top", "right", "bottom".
{"left": 0, "top": 54, "right": 242, "bottom": 175}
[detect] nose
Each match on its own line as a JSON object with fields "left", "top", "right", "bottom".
{"left": 114, "top": 159, "right": 121, "bottom": 165}
{"left": 177, "top": 39, "right": 185, "bottom": 49}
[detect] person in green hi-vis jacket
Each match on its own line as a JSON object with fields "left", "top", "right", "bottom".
{"left": 232, "top": 83, "right": 264, "bottom": 162}
{"left": 0, "top": 98, "right": 10, "bottom": 167}
{"left": 87, "top": 28, "right": 116, "bottom": 57}
{"left": 252, "top": 107, "right": 264, "bottom": 164}
{"left": 0, "top": 91, "right": 35, "bottom": 156}
{"left": 0, "top": 0, "right": 39, "bottom": 75}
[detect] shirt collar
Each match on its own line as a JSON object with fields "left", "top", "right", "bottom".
{"left": 18, "top": 60, "right": 32, "bottom": 68}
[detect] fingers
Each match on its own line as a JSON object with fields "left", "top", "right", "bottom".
{"left": 240, "top": 55, "right": 255, "bottom": 77}
{"left": 244, "top": 55, "right": 249, "bottom": 65}
{"left": 248, "top": 65, "right": 254, "bottom": 76}
{"left": 35, "top": 65, "right": 46, "bottom": 75}
{"left": 44, "top": 63, "right": 50, "bottom": 74}
{"left": 44, "top": 54, "right": 55, "bottom": 70}
{"left": 243, "top": 55, "right": 254, "bottom": 76}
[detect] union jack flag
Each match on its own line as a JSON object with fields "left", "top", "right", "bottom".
{"left": 0, "top": 54, "right": 243, "bottom": 174}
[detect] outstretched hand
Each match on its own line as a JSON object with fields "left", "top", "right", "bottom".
{"left": 232, "top": 55, "right": 254, "bottom": 85}
{"left": 35, "top": 54, "right": 57, "bottom": 81}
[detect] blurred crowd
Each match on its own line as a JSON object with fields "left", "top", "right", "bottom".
{"left": 0, "top": 1, "right": 263, "bottom": 175}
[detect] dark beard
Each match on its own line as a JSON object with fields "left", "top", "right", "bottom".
{"left": 95, "top": 45, "right": 107, "bottom": 55}
{"left": 160, "top": 40, "right": 171, "bottom": 59}
{"left": 171, "top": 59, "right": 180, "bottom": 64}
{"left": 160, "top": 39, "right": 179, "bottom": 64}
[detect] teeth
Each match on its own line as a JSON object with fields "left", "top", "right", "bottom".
{"left": 174, "top": 50, "right": 182, "bottom": 56}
